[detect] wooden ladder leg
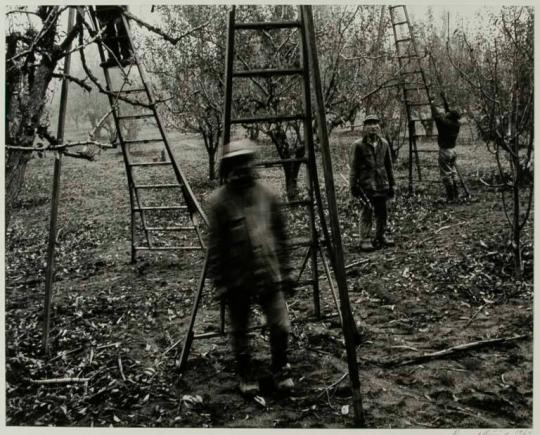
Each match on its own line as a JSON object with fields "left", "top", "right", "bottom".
{"left": 318, "top": 245, "right": 343, "bottom": 327}
{"left": 178, "top": 252, "right": 210, "bottom": 372}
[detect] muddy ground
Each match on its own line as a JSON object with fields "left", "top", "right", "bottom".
{"left": 5, "top": 128, "right": 533, "bottom": 428}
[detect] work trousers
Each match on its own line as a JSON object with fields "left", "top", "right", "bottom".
{"left": 438, "top": 147, "right": 458, "bottom": 190}
{"left": 359, "top": 194, "right": 388, "bottom": 242}
{"left": 227, "top": 288, "right": 291, "bottom": 376}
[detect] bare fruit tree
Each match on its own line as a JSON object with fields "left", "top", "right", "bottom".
{"left": 448, "top": 6, "right": 534, "bottom": 278}
{"left": 5, "top": 6, "right": 210, "bottom": 227}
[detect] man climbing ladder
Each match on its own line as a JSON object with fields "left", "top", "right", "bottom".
{"left": 430, "top": 95, "right": 462, "bottom": 203}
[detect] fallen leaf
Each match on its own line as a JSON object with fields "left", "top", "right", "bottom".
{"left": 253, "top": 396, "right": 266, "bottom": 408}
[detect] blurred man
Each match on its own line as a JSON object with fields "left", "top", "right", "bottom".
{"left": 430, "top": 97, "right": 462, "bottom": 202}
{"left": 350, "top": 114, "right": 396, "bottom": 251}
{"left": 207, "top": 139, "right": 295, "bottom": 395}
{"left": 95, "top": 6, "right": 133, "bottom": 67}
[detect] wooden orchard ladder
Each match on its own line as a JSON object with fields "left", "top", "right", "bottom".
{"left": 389, "top": 4, "right": 437, "bottom": 194}
{"left": 88, "top": 6, "right": 208, "bottom": 262}
{"left": 178, "top": 5, "right": 365, "bottom": 426}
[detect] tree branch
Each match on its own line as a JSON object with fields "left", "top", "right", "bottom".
{"left": 383, "top": 334, "right": 529, "bottom": 367}
{"left": 125, "top": 10, "right": 213, "bottom": 45}
{"left": 52, "top": 73, "right": 91, "bottom": 91}
{"left": 6, "top": 140, "right": 113, "bottom": 152}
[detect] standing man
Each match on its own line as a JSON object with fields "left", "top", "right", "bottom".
{"left": 430, "top": 97, "right": 462, "bottom": 202}
{"left": 207, "top": 139, "right": 295, "bottom": 395}
{"left": 350, "top": 114, "right": 396, "bottom": 251}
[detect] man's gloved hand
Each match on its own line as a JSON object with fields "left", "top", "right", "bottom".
{"left": 281, "top": 276, "right": 296, "bottom": 297}
{"left": 388, "top": 186, "right": 395, "bottom": 199}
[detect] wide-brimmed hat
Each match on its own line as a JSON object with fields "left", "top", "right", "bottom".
{"left": 363, "top": 114, "right": 380, "bottom": 124}
{"left": 221, "top": 138, "right": 256, "bottom": 161}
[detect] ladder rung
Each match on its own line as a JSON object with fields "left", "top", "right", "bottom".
{"left": 287, "top": 238, "right": 313, "bottom": 248}
{"left": 233, "top": 68, "right": 304, "bottom": 78}
{"left": 401, "top": 82, "right": 425, "bottom": 88}
{"left": 396, "top": 38, "right": 412, "bottom": 43}
{"left": 114, "top": 88, "right": 146, "bottom": 94}
{"left": 100, "top": 59, "right": 137, "bottom": 69}
{"left": 393, "top": 20, "right": 408, "bottom": 26}
{"left": 117, "top": 114, "right": 154, "bottom": 120}
{"left": 235, "top": 20, "right": 301, "bottom": 30}
{"left": 399, "top": 54, "right": 420, "bottom": 60}
{"left": 415, "top": 149, "right": 439, "bottom": 153}
{"left": 279, "top": 199, "right": 311, "bottom": 207}
{"left": 134, "top": 206, "right": 188, "bottom": 211}
{"left": 401, "top": 70, "right": 423, "bottom": 76}
{"left": 124, "top": 138, "right": 163, "bottom": 145}
{"left": 407, "top": 102, "right": 431, "bottom": 107}
{"left": 129, "top": 161, "right": 172, "bottom": 167}
{"left": 296, "top": 279, "right": 317, "bottom": 288}
{"left": 253, "top": 157, "right": 308, "bottom": 167}
{"left": 134, "top": 246, "right": 203, "bottom": 251}
{"left": 135, "top": 183, "right": 182, "bottom": 189}
{"left": 145, "top": 226, "right": 197, "bottom": 231}
{"left": 404, "top": 87, "right": 427, "bottom": 92}
{"left": 231, "top": 114, "right": 304, "bottom": 124}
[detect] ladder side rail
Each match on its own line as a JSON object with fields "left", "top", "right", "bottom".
{"left": 221, "top": 6, "right": 236, "bottom": 148}
{"left": 120, "top": 13, "right": 209, "bottom": 229}
{"left": 402, "top": 5, "right": 438, "bottom": 173}
{"left": 297, "top": 6, "right": 320, "bottom": 318}
{"left": 302, "top": 6, "right": 364, "bottom": 427}
{"left": 403, "top": 6, "right": 433, "bottom": 103}
{"left": 178, "top": 252, "right": 210, "bottom": 371}
{"left": 88, "top": 7, "right": 146, "bottom": 261}
{"left": 389, "top": 7, "right": 419, "bottom": 191}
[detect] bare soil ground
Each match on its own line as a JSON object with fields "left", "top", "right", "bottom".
{"left": 5, "top": 127, "right": 533, "bottom": 428}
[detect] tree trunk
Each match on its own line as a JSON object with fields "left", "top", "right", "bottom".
{"left": 283, "top": 162, "right": 301, "bottom": 200}
{"left": 5, "top": 151, "right": 31, "bottom": 228}
{"left": 208, "top": 148, "right": 216, "bottom": 180}
{"left": 6, "top": 61, "right": 56, "bottom": 228}
{"left": 512, "top": 136, "right": 523, "bottom": 279}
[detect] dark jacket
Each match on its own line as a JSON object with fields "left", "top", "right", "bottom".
{"left": 207, "top": 181, "right": 291, "bottom": 298}
{"left": 431, "top": 104, "right": 460, "bottom": 149}
{"left": 350, "top": 135, "right": 395, "bottom": 195}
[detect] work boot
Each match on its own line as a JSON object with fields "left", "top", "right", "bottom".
{"left": 444, "top": 184, "right": 455, "bottom": 203}
{"left": 359, "top": 239, "right": 375, "bottom": 252}
{"left": 272, "top": 363, "right": 294, "bottom": 393}
{"left": 100, "top": 57, "right": 120, "bottom": 68}
{"left": 119, "top": 56, "right": 135, "bottom": 67}
{"left": 235, "top": 353, "right": 258, "bottom": 395}
{"left": 380, "top": 235, "right": 395, "bottom": 247}
{"left": 238, "top": 377, "right": 260, "bottom": 395}
{"left": 452, "top": 182, "right": 460, "bottom": 202}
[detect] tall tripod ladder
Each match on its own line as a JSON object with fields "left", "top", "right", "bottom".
{"left": 88, "top": 7, "right": 208, "bottom": 262}
{"left": 389, "top": 5, "right": 437, "bottom": 194}
{"left": 176, "top": 5, "right": 365, "bottom": 425}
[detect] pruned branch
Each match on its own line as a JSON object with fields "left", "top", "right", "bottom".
{"left": 31, "top": 377, "right": 90, "bottom": 385}
{"left": 8, "top": 6, "right": 67, "bottom": 64}
{"left": 124, "top": 10, "right": 214, "bottom": 45}
{"left": 383, "top": 334, "right": 529, "bottom": 367}
{"left": 52, "top": 73, "right": 91, "bottom": 92}
{"left": 6, "top": 140, "right": 113, "bottom": 152}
